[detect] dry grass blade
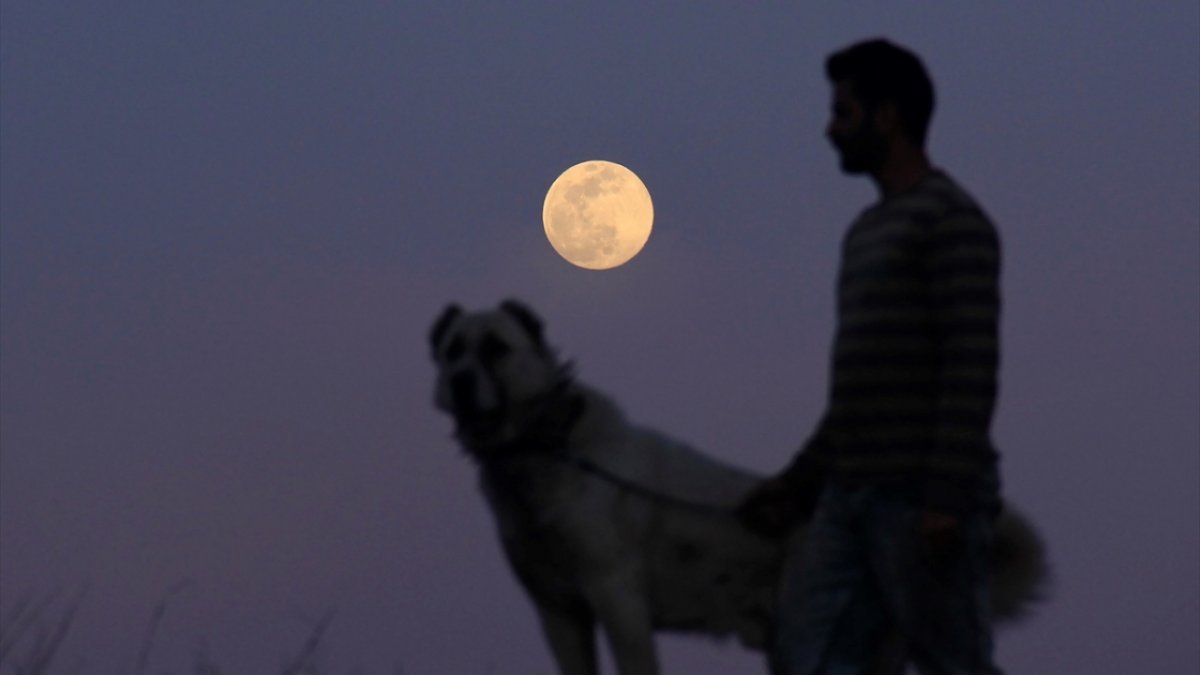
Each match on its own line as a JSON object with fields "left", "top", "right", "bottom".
{"left": 11, "top": 589, "right": 86, "bottom": 675}
{"left": 279, "top": 608, "right": 336, "bottom": 675}
{"left": 0, "top": 595, "right": 38, "bottom": 664}
{"left": 191, "top": 639, "right": 224, "bottom": 675}
{"left": 134, "top": 580, "right": 193, "bottom": 675}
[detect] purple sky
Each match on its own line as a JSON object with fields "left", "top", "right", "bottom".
{"left": 2, "top": 3, "right": 1197, "bottom": 673}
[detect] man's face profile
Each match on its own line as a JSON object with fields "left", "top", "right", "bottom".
{"left": 826, "top": 80, "right": 887, "bottom": 175}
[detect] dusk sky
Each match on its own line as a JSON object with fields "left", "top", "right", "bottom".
{"left": 2, "top": 3, "right": 1197, "bottom": 673}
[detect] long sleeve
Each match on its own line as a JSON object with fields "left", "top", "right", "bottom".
{"left": 922, "top": 208, "right": 1002, "bottom": 513}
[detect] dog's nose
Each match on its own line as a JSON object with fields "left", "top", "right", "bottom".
{"left": 451, "top": 372, "right": 478, "bottom": 411}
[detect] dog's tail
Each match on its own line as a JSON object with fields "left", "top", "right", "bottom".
{"left": 990, "top": 506, "right": 1051, "bottom": 623}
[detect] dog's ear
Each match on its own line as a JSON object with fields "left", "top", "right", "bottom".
{"left": 429, "top": 304, "right": 463, "bottom": 356}
{"left": 500, "top": 299, "right": 546, "bottom": 349}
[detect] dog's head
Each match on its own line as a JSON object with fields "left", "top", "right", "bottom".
{"left": 430, "top": 300, "right": 571, "bottom": 452}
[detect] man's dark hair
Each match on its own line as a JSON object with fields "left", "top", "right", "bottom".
{"left": 825, "top": 38, "right": 936, "bottom": 146}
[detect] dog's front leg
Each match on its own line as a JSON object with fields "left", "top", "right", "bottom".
{"left": 588, "top": 581, "right": 658, "bottom": 675}
{"left": 536, "top": 604, "right": 599, "bottom": 675}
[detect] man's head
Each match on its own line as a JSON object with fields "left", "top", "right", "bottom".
{"left": 824, "top": 39, "right": 935, "bottom": 175}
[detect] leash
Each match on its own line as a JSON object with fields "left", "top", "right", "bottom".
{"left": 465, "top": 382, "right": 741, "bottom": 517}
{"left": 549, "top": 451, "right": 738, "bottom": 516}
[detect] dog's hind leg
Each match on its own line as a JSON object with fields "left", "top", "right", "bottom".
{"left": 536, "top": 604, "right": 599, "bottom": 675}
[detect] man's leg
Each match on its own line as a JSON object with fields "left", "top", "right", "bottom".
{"left": 771, "top": 484, "right": 891, "bottom": 675}
{"left": 866, "top": 493, "right": 1001, "bottom": 675}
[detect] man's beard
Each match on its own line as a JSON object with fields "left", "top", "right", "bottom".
{"left": 832, "top": 125, "right": 887, "bottom": 175}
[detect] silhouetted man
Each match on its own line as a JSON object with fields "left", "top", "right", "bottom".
{"left": 739, "top": 39, "right": 1004, "bottom": 675}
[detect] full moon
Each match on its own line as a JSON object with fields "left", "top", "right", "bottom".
{"left": 542, "top": 160, "right": 654, "bottom": 270}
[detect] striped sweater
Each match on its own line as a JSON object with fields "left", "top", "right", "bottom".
{"left": 792, "top": 170, "right": 1002, "bottom": 514}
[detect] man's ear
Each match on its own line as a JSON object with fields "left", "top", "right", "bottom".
{"left": 874, "top": 100, "right": 900, "bottom": 136}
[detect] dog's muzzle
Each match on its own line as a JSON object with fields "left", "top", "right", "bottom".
{"left": 450, "top": 372, "right": 479, "bottom": 412}
{"left": 448, "top": 369, "right": 505, "bottom": 436}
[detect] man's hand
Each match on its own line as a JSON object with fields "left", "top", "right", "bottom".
{"left": 736, "top": 475, "right": 810, "bottom": 538}
{"left": 919, "top": 510, "right": 964, "bottom": 567}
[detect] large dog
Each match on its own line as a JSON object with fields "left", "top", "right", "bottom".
{"left": 430, "top": 300, "right": 1046, "bottom": 675}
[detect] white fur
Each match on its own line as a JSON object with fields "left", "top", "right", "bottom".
{"left": 431, "top": 302, "right": 1045, "bottom": 675}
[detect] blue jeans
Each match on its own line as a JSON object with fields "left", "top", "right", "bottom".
{"left": 771, "top": 480, "right": 1001, "bottom": 675}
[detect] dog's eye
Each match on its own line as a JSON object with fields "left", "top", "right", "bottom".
{"left": 445, "top": 337, "right": 466, "bottom": 363}
{"left": 480, "top": 334, "right": 511, "bottom": 362}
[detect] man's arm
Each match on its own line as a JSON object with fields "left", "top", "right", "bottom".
{"left": 922, "top": 208, "right": 1002, "bottom": 517}
{"left": 736, "top": 415, "right": 832, "bottom": 536}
